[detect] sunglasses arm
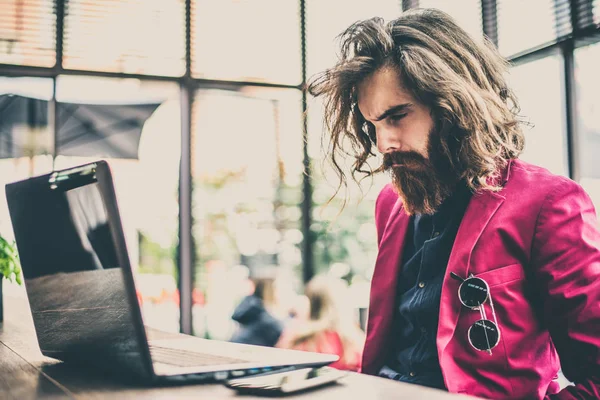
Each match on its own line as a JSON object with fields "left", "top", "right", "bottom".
{"left": 450, "top": 272, "right": 465, "bottom": 282}
{"left": 487, "top": 289, "right": 500, "bottom": 340}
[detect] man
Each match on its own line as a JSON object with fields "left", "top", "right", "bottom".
{"left": 230, "top": 278, "right": 283, "bottom": 347}
{"left": 308, "top": 8, "right": 600, "bottom": 399}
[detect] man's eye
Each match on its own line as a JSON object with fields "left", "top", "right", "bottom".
{"left": 389, "top": 114, "right": 406, "bottom": 123}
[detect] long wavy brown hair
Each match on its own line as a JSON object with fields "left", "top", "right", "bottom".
{"left": 308, "top": 8, "right": 525, "bottom": 204}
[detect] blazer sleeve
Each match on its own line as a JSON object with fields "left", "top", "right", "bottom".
{"left": 530, "top": 178, "right": 600, "bottom": 399}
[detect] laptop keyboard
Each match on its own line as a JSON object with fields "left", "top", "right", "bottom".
{"left": 149, "top": 345, "right": 248, "bottom": 368}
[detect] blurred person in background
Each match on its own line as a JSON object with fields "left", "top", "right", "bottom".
{"left": 276, "top": 275, "right": 365, "bottom": 372}
{"left": 230, "top": 277, "right": 283, "bottom": 347}
{"left": 308, "top": 8, "right": 600, "bottom": 399}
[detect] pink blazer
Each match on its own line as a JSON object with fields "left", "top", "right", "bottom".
{"left": 361, "top": 159, "right": 600, "bottom": 399}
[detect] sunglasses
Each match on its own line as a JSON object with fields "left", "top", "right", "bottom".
{"left": 450, "top": 272, "right": 500, "bottom": 355}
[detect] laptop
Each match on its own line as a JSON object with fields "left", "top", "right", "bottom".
{"left": 5, "top": 160, "right": 337, "bottom": 384}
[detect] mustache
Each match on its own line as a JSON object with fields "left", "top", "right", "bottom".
{"left": 382, "top": 151, "right": 428, "bottom": 170}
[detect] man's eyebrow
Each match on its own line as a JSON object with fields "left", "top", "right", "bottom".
{"left": 373, "top": 103, "right": 413, "bottom": 122}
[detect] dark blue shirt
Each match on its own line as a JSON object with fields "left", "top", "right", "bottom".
{"left": 378, "top": 183, "right": 472, "bottom": 389}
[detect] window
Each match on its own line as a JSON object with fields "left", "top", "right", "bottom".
{"left": 575, "top": 41, "right": 600, "bottom": 210}
{"left": 0, "top": 0, "right": 56, "bottom": 67}
{"left": 191, "top": 88, "right": 304, "bottom": 339}
{"left": 55, "top": 75, "right": 182, "bottom": 332}
{"left": 191, "top": 0, "right": 301, "bottom": 84}
{"left": 497, "top": 0, "right": 570, "bottom": 57}
{"left": 2, "top": 0, "right": 598, "bottom": 338}
{"left": 305, "top": 1, "right": 397, "bottom": 314}
{"left": 307, "top": 93, "right": 386, "bottom": 285}
{"left": 508, "top": 55, "right": 569, "bottom": 177}
{"left": 63, "top": 0, "right": 186, "bottom": 76}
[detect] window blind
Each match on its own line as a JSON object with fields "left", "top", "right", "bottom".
{"left": 573, "top": 0, "right": 600, "bottom": 28}
{"left": 419, "top": 0, "right": 484, "bottom": 41}
{"left": 63, "top": 0, "right": 185, "bottom": 76}
{"left": 0, "top": 0, "right": 56, "bottom": 67}
{"left": 191, "top": 0, "right": 301, "bottom": 84}
{"left": 305, "top": 0, "right": 401, "bottom": 78}
{"left": 497, "top": 0, "right": 572, "bottom": 57}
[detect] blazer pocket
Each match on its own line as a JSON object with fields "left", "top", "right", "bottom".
{"left": 475, "top": 263, "right": 525, "bottom": 287}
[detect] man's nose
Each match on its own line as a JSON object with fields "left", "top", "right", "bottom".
{"left": 376, "top": 129, "right": 401, "bottom": 154}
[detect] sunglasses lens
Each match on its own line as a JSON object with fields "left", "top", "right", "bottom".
{"left": 468, "top": 319, "right": 500, "bottom": 351}
{"left": 459, "top": 277, "right": 488, "bottom": 308}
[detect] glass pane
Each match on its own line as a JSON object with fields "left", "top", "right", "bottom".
{"left": 419, "top": 0, "right": 484, "bottom": 41}
{"left": 307, "top": 94, "right": 386, "bottom": 320}
{"left": 575, "top": 42, "right": 600, "bottom": 210}
{"left": 55, "top": 75, "right": 182, "bottom": 333}
{"left": 0, "top": 77, "right": 53, "bottom": 160}
{"left": 0, "top": 77, "right": 54, "bottom": 252}
{"left": 63, "top": 0, "right": 186, "bottom": 76}
{"left": 306, "top": 2, "right": 400, "bottom": 322}
{"left": 0, "top": 0, "right": 56, "bottom": 67}
{"left": 498, "top": 0, "right": 561, "bottom": 57}
{"left": 508, "top": 55, "right": 568, "bottom": 177}
{"left": 191, "top": 0, "right": 301, "bottom": 84}
{"left": 191, "top": 88, "right": 304, "bottom": 339}
{"left": 306, "top": 0, "right": 401, "bottom": 78}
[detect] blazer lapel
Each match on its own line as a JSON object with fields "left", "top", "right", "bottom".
{"left": 362, "top": 198, "right": 410, "bottom": 373}
{"left": 437, "top": 189, "right": 506, "bottom": 361}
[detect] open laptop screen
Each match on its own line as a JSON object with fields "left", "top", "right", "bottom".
{"left": 5, "top": 162, "right": 152, "bottom": 380}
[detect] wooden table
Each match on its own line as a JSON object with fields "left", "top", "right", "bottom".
{"left": 0, "top": 292, "right": 475, "bottom": 399}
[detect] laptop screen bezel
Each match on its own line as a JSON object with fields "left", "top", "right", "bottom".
{"left": 94, "top": 160, "right": 156, "bottom": 379}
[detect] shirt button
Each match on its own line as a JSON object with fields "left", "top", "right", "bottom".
{"left": 418, "top": 281, "right": 426, "bottom": 288}
{"left": 409, "top": 371, "right": 416, "bottom": 377}
{"left": 421, "top": 326, "right": 427, "bottom": 333}
{"left": 433, "top": 231, "right": 440, "bottom": 237}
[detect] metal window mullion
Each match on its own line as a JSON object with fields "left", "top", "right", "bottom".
{"left": 560, "top": 39, "right": 579, "bottom": 181}
{"left": 179, "top": 82, "right": 193, "bottom": 335}
{"left": 55, "top": 0, "right": 64, "bottom": 70}
{"left": 178, "top": 0, "right": 194, "bottom": 336}
{"left": 185, "top": 0, "right": 192, "bottom": 78}
{"left": 563, "top": 0, "right": 584, "bottom": 182}
{"left": 52, "top": 0, "right": 64, "bottom": 163}
{"left": 299, "top": 0, "right": 314, "bottom": 285}
{"left": 51, "top": 77, "right": 57, "bottom": 169}
{"left": 0, "top": 62, "right": 302, "bottom": 89}
{"left": 509, "top": 41, "right": 562, "bottom": 65}
{"left": 482, "top": 0, "right": 499, "bottom": 47}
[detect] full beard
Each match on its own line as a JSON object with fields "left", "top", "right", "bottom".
{"left": 383, "top": 131, "right": 460, "bottom": 215}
